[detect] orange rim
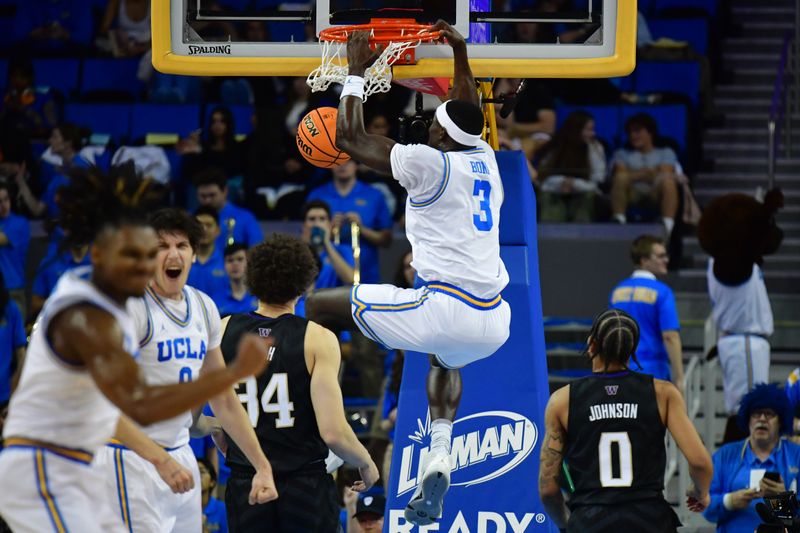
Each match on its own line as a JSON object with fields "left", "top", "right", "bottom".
{"left": 318, "top": 20, "right": 438, "bottom": 44}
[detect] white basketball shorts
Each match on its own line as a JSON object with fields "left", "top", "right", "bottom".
{"left": 717, "top": 334, "right": 771, "bottom": 414}
{"left": 95, "top": 441, "right": 202, "bottom": 533}
{"left": 0, "top": 440, "right": 125, "bottom": 533}
{"left": 350, "top": 281, "right": 511, "bottom": 369}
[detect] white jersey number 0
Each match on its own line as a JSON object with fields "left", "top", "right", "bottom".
{"left": 598, "top": 432, "right": 633, "bottom": 487}
{"left": 238, "top": 373, "right": 296, "bottom": 428}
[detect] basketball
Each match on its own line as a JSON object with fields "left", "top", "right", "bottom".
{"left": 296, "top": 107, "right": 350, "bottom": 168}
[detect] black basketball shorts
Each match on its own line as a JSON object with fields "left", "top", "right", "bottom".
{"left": 225, "top": 469, "right": 341, "bottom": 533}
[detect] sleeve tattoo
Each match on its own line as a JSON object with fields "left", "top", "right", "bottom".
{"left": 539, "top": 422, "right": 565, "bottom": 490}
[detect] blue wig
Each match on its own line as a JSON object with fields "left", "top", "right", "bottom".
{"left": 737, "top": 383, "right": 795, "bottom": 434}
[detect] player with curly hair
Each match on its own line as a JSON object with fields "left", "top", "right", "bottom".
{"left": 220, "top": 233, "right": 379, "bottom": 533}
{"left": 539, "top": 309, "right": 712, "bottom": 532}
{"left": 0, "top": 164, "right": 270, "bottom": 533}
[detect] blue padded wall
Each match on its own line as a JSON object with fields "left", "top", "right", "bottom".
{"left": 65, "top": 103, "right": 133, "bottom": 140}
{"left": 129, "top": 103, "right": 201, "bottom": 140}
{"left": 385, "top": 151, "right": 555, "bottom": 531}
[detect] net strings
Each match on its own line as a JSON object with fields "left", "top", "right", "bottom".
{"left": 307, "top": 32, "right": 423, "bottom": 100}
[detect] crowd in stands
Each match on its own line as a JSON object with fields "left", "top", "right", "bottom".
{"left": 4, "top": 1, "right": 798, "bottom": 532}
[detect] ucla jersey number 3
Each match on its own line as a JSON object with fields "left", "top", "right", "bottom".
{"left": 472, "top": 179, "right": 493, "bottom": 231}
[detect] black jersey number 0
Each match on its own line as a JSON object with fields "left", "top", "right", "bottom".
{"left": 598, "top": 432, "right": 633, "bottom": 487}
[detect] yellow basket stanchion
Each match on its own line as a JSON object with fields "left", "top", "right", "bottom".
{"left": 479, "top": 80, "right": 499, "bottom": 151}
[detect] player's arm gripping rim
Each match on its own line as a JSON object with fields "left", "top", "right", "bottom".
{"left": 48, "top": 304, "right": 268, "bottom": 426}
{"left": 430, "top": 20, "right": 480, "bottom": 107}
{"left": 538, "top": 386, "right": 570, "bottom": 529}
{"left": 201, "top": 324, "right": 279, "bottom": 505}
{"left": 307, "top": 321, "right": 379, "bottom": 491}
{"left": 336, "top": 31, "right": 395, "bottom": 173}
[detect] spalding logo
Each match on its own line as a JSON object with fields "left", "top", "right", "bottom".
{"left": 395, "top": 410, "right": 537, "bottom": 496}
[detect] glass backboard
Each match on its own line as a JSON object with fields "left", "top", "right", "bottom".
{"left": 152, "top": 0, "right": 636, "bottom": 79}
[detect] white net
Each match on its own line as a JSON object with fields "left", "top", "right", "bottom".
{"left": 306, "top": 37, "right": 422, "bottom": 100}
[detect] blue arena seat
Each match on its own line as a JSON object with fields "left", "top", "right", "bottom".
{"left": 129, "top": 103, "right": 201, "bottom": 141}
{"left": 33, "top": 59, "right": 80, "bottom": 98}
{"left": 654, "top": 0, "right": 717, "bottom": 17}
{"left": 0, "top": 14, "right": 14, "bottom": 49}
{"left": 621, "top": 104, "right": 688, "bottom": 155}
{"left": 0, "top": 58, "right": 7, "bottom": 90}
{"left": 633, "top": 60, "right": 701, "bottom": 107}
{"left": 80, "top": 58, "right": 143, "bottom": 100}
{"left": 555, "top": 105, "right": 621, "bottom": 148}
{"left": 163, "top": 147, "right": 183, "bottom": 182}
{"left": 203, "top": 104, "right": 254, "bottom": 136}
{"left": 637, "top": 0, "right": 657, "bottom": 16}
{"left": 217, "top": 0, "right": 251, "bottom": 9}
{"left": 648, "top": 17, "right": 709, "bottom": 55}
{"left": 64, "top": 103, "right": 133, "bottom": 140}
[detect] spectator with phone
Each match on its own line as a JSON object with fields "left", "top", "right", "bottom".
{"left": 301, "top": 200, "right": 354, "bottom": 289}
{"left": 704, "top": 384, "right": 800, "bottom": 532}
{"left": 305, "top": 160, "right": 392, "bottom": 285}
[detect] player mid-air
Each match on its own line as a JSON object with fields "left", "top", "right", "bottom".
{"left": 306, "top": 21, "right": 511, "bottom": 525}
{"left": 0, "top": 166, "right": 269, "bottom": 533}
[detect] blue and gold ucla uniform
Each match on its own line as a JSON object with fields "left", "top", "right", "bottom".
{"left": 0, "top": 268, "right": 135, "bottom": 533}
{"left": 96, "top": 285, "right": 222, "bottom": 533}
{"left": 610, "top": 270, "right": 680, "bottom": 381}
{"left": 349, "top": 140, "right": 510, "bottom": 369}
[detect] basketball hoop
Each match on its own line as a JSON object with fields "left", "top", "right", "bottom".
{"left": 307, "top": 19, "right": 439, "bottom": 100}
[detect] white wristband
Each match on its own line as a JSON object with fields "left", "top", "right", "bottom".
{"left": 722, "top": 492, "right": 734, "bottom": 511}
{"left": 341, "top": 75, "right": 365, "bottom": 100}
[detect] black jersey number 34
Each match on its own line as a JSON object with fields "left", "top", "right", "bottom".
{"left": 237, "top": 374, "right": 296, "bottom": 428}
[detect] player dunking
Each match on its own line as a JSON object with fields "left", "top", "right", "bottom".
{"left": 0, "top": 166, "right": 269, "bottom": 533}
{"left": 95, "top": 208, "right": 277, "bottom": 533}
{"left": 220, "top": 234, "right": 379, "bottom": 532}
{"left": 538, "top": 309, "right": 713, "bottom": 532}
{"left": 306, "top": 22, "right": 510, "bottom": 525}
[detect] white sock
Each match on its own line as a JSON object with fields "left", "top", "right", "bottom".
{"left": 662, "top": 217, "right": 674, "bottom": 236}
{"left": 613, "top": 213, "right": 626, "bottom": 224}
{"left": 429, "top": 419, "right": 453, "bottom": 456}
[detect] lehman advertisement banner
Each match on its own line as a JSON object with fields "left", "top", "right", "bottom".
{"left": 385, "top": 151, "right": 556, "bottom": 532}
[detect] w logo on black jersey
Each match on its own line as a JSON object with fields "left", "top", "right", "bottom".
{"left": 258, "top": 327, "right": 272, "bottom": 337}
{"left": 605, "top": 385, "right": 619, "bottom": 396}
